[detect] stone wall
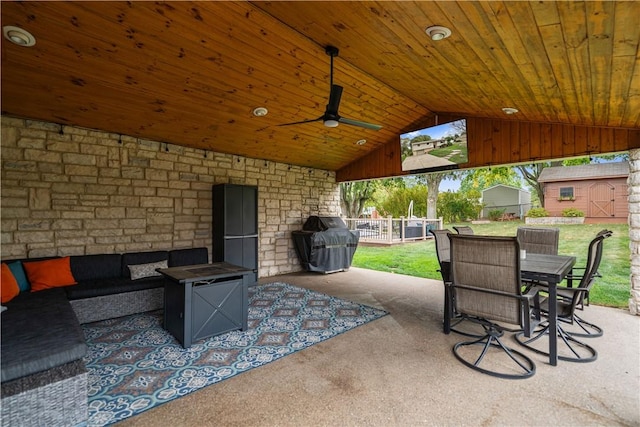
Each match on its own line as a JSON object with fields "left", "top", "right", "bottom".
{"left": 0, "top": 116, "right": 341, "bottom": 277}
{"left": 628, "top": 148, "right": 640, "bottom": 315}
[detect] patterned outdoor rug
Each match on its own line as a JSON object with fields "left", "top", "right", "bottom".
{"left": 82, "top": 282, "right": 387, "bottom": 426}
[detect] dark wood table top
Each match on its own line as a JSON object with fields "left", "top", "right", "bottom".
{"left": 520, "top": 253, "right": 576, "bottom": 284}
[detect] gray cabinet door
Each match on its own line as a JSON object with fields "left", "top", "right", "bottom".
{"left": 213, "top": 184, "right": 258, "bottom": 282}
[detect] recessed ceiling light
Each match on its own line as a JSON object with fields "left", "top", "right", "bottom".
{"left": 3, "top": 26, "right": 36, "bottom": 47}
{"left": 502, "top": 107, "right": 519, "bottom": 115}
{"left": 425, "top": 26, "right": 451, "bottom": 41}
{"left": 356, "top": 139, "right": 367, "bottom": 145}
{"left": 253, "top": 107, "right": 268, "bottom": 117}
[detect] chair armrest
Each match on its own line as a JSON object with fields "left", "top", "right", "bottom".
{"left": 555, "top": 285, "right": 590, "bottom": 295}
{"left": 452, "top": 283, "right": 520, "bottom": 299}
{"left": 452, "top": 283, "right": 542, "bottom": 337}
{"left": 565, "top": 267, "right": 601, "bottom": 287}
{"left": 522, "top": 287, "right": 543, "bottom": 325}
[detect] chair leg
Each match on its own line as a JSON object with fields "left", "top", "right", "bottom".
{"left": 453, "top": 325, "right": 536, "bottom": 379}
{"left": 514, "top": 321, "right": 597, "bottom": 363}
{"left": 449, "top": 315, "right": 485, "bottom": 338}
{"left": 559, "top": 314, "right": 603, "bottom": 338}
{"left": 445, "top": 283, "right": 483, "bottom": 338}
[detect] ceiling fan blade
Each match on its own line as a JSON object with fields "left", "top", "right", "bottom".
{"left": 277, "top": 116, "right": 324, "bottom": 127}
{"left": 339, "top": 117, "right": 383, "bottom": 131}
{"left": 326, "top": 84, "right": 343, "bottom": 114}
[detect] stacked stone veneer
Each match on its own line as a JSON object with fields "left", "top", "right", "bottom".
{"left": 629, "top": 148, "right": 640, "bottom": 315}
{"left": 1, "top": 116, "right": 341, "bottom": 277}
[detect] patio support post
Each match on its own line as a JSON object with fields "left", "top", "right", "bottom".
{"left": 387, "top": 216, "right": 393, "bottom": 244}
{"left": 629, "top": 148, "right": 640, "bottom": 315}
{"left": 400, "top": 216, "right": 406, "bottom": 242}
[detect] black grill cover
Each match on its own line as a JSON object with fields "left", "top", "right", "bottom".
{"left": 293, "top": 216, "right": 359, "bottom": 273}
{"left": 302, "top": 216, "right": 348, "bottom": 231}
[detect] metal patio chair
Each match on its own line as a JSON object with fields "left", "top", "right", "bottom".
{"left": 453, "top": 226, "right": 474, "bottom": 235}
{"left": 517, "top": 226, "right": 560, "bottom": 291}
{"left": 430, "top": 229, "right": 481, "bottom": 337}
{"left": 514, "top": 232, "right": 609, "bottom": 362}
{"left": 516, "top": 226, "right": 560, "bottom": 255}
{"left": 449, "top": 234, "right": 540, "bottom": 379}
{"left": 557, "top": 229, "right": 612, "bottom": 337}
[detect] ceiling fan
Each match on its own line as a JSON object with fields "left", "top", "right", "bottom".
{"left": 278, "top": 46, "right": 382, "bottom": 131}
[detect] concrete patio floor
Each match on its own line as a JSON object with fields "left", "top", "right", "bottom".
{"left": 120, "top": 267, "right": 639, "bottom": 426}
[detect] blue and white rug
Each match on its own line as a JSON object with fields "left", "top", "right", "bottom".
{"left": 82, "top": 282, "right": 387, "bottom": 426}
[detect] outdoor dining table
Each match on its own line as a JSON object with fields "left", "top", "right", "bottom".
{"left": 444, "top": 252, "right": 576, "bottom": 367}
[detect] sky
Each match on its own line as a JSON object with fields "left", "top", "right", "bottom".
{"left": 440, "top": 177, "right": 461, "bottom": 191}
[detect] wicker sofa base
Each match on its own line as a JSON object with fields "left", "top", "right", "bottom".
{"left": 70, "top": 287, "right": 164, "bottom": 324}
{"left": 1, "top": 371, "right": 87, "bottom": 427}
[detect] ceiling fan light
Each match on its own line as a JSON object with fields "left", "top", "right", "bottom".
{"left": 324, "top": 119, "right": 339, "bottom": 128}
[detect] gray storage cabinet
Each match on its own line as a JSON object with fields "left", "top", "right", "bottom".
{"left": 212, "top": 184, "right": 258, "bottom": 283}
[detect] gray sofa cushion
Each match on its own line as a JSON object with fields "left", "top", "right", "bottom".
{"left": 121, "top": 251, "right": 168, "bottom": 278}
{"left": 1, "top": 288, "right": 87, "bottom": 382}
{"left": 65, "top": 276, "right": 167, "bottom": 300}
{"left": 168, "top": 247, "right": 208, "bottom": 267}
{"left": 70, "top": 254, "right": 122, "bottom": 281}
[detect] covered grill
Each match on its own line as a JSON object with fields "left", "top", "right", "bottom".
{"left": 292, "top": 216, "right": 360, "bottom": 273}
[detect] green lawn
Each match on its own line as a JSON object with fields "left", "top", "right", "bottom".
{"left": 430, "top": 142, "right": 467, "bottom": 164}
{"left": 352, "top": 222, "right": 630, "bottom": 308}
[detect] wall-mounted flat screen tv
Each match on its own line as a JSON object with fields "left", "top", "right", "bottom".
{"left": 400, "top": 119, "right": 467, "bottom": 173}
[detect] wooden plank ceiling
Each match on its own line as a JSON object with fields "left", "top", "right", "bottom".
{"left": 1, "top": 1, "right": 639, "bottom": 175}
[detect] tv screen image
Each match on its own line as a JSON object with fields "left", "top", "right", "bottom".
{"left": 400, "top": 119, "right": 467, "bottom": 173}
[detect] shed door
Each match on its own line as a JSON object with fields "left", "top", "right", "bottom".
{"left": 588, "top": 182, "right": 615, "bottom": 217}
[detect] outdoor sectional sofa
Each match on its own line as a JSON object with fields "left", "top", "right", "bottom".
{"left": 1, "top": 247, "right": 209, "bottom": 426}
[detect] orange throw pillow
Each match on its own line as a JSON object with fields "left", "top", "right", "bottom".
{"left": 23, "top": 257, "right": 77, "bottom": 292}
{"left": 1, "top": 263, "right": 20, "bottom": 303}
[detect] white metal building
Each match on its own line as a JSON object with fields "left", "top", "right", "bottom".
{"left": 481, "top": 184, "right": 532, "bottom": 219}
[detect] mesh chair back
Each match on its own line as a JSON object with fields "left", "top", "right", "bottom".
{"left": 594, "top": 229, "right": 612, "bottom": 273}
{"left": 450, "top": 235, "right": 522, "bottom": 325}
{"left": 453, "top": 226, "right": 474, "bottom": 235}
{"left": 516, "top": 227, "right": 559, "bottom": 255}
{"left": 430, "top": 229, "right": 452, "bottom": 263}
{"left": 430, "top": 229, "right": 452, "bottom": 282}
{"left": 571, "top": 232, "right": 609, "bottom": 310}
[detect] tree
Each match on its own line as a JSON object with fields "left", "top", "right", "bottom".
{"left": 339, "top": 181, "right": 375, "bottom": 218}
{"left": 425, "top": 172, "right": 445, "bottom": 219}
{"left": 412, "top": 134, "right": 432, "bottom": 142}
{"left": 376, "top": 185, "right": 428, "bottom": 217}
{"left": 412, "top": 171, "right": 457, "bottom": 219}
{"left": 449, "top": 119, "right": 467, "bottom": 135}
{"left": 458, "top": 166, "right": 521, "bottom": 193}
{"left": 515, "top": 163, "right": 555, "bottom": 207}
{"left": 437, "top": 190, "right": 482, "bottom": 222}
